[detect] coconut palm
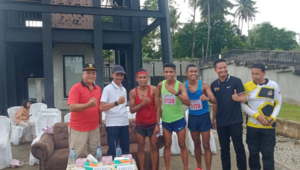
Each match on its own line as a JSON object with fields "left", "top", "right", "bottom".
{"left": 234, "top": 0, "right": 259, "bottom": 34}
{"left": 185, "top": 0, "right": 201, "bottom": 58}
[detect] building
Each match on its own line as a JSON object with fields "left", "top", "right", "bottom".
{"left": 0, "top": 0, "right": 173, "bottom": 113}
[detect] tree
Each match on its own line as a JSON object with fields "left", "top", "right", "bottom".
{"left": 185, "top": 0, "right": 201, "bottom": 58}
{"left": 199, "top": 0, "right": 234, "bottom": 57}
{"left": 234, "top": 0, "right": 258, "bottom": 34}
{"left": 249, "top": 22, "right": 298, "bottom": 51}
{"left": 169, "top": 2, "right": 181, "bottom": 44}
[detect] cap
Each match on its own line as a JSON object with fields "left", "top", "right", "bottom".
{"left": 112, "top": 65, "right": 126, "bottom": 74}
{"left": 83, "top": 63, "right": 97, "bottom": 71}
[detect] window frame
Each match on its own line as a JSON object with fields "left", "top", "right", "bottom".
{"left": 63, "top": 54, "right": 85, "bottom": 98}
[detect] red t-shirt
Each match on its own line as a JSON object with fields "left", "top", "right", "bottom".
{"left": 67, "top": 81, "right": 102, "bottom": 132}
{"left": 135, "top": 85, "right": 156, "bottom": 127}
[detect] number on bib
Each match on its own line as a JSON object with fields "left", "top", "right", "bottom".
{"left": 190, "top": 99, "right": 203, "bottom": 110}
{"left": 163, "top": 94, "right": 176, "bottom": 105}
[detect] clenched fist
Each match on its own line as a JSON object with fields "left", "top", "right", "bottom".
{"left": 117, "top": 96, "right": 126, "bottom": 105}
{"left": 166, "top": 84, "right": 177, "bottom": 95}
{"left": 88, "top": 97, "right": 97, "bottom": 107}
{"left": 200, "top": 94, "right": 210, "bottom": 101}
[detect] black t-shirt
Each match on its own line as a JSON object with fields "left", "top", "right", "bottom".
{"left": 211, "top": 75, "right": 245, "bottom": 127}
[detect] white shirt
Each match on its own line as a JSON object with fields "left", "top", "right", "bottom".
{"left": 101, "top": 81, "right": 128, "bottom": 127}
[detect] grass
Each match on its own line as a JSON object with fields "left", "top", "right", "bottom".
{"left": 277, "top": 103, "right": 300, "bottom": 122}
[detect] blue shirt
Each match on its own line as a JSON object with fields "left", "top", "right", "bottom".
{"left": 185, "top": 80, "right": 210, "bottom": 115}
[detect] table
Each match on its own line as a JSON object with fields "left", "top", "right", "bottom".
{"left": 66, "top": 159, "right": 138, "bottom": 170}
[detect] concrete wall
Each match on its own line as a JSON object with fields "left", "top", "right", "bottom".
{"left": 53, "top": 43, "right": 94, "bottom": 109}
{"left": 201, "top": 64, "right": 300, "bottom": 105}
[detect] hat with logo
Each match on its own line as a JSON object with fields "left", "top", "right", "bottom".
{"left": 112, "top": 65, "right": 126, "bottom": 74}
{"left": 83, "top": 63, "right": 97, "bottom": 71}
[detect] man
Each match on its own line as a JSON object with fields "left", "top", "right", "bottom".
{"left": 129, "top": 69, "right": 161, "bottom": 170}
{"left": 210, "top": 59, "right": 247, "bottom": 170}
{"left": 242, "top": 63, "right": 282, "bottom": 170}
{"left": 157, "top": 63, "right": 191, "bottom": 170}
{"left": 185, "top": 64, "right": 217, "bottom": 170}
{"left": 100, "top": 65, "right": 129, "bottom": 157}
{"left": 68, "top": 63, "right": 102, "bottom": 160}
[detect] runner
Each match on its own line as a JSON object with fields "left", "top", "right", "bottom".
{"left": 242, "top": 63, "right": 282, "bottom": 170}
{"left": 129, "top": 69, "right": 160, "bottom": 170}
{"left": 157, "top": 63, "right": 191, "bottom": 170}
{"left": 210, "top": 59, "right": 247, "bottom": 170}
{"left": 185, "top": 64, "right": 217, "bottom": 170}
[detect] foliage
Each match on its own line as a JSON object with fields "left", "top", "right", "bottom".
{"left": 248, "top": 22, "right": 299, "bottom": 51}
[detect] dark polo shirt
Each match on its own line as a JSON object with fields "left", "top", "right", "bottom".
{"left": 211, "top": 75, "right": 245, "bottom": 127}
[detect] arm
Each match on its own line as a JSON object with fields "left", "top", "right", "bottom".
{"left": 129, "top": 89, "right": 147, "bottom": 113}
{"left": 69, "top": 103, "right": 93, "bottom": 112}
{"left": 212, "top": 103, "right": 217, "bottom": 129}
{"left": 153, "top": 87, "right": 162, "bottom": 122}
{"left": 270, "top": 85, "right": 282, "bottom": 121}
{"left": 202, "top": 82, "right": 217, "bottom": 104}
{"left": 157, "top": 82, "right": 163, "bottom": 118}
{"left": 68, "top": 86, "right": 95, "bottom": 112}
{"left": 232, "top": 79, "right": 247, "bottom": 103}
{"left": 178, "top": 83, "right": 191, "bottom": 106}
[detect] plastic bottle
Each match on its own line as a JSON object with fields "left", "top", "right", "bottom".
{"left": 116, "top": 145, "right": 122, "bottom": 157}
{"left": 69, "top": 148, "right": 76, "bottom": 168}
{"left": 96, "top": 146, "right": 102, "bottom": 163}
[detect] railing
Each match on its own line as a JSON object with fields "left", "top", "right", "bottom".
{"left": 199, "top": 50, "right": 300, "bottom": 69}
{"left": 5, "top": 11, "right": 42, "bottom": 27}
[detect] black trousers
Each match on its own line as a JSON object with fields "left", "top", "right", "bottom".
{"left": 246, "top": 126, "right": 276, "bottom": 170}
{"left": 217, "top": 123, "right": 247, "bottom": 170}
{"left": 106, "top": 125, "right": 130, "bottom": 158}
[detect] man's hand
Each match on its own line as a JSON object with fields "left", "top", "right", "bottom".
{"left": 166, "top": 84, "right": 177, "bottom": 95}
{"left": 88, "top": 97, "right": 97, "bottom": 107}
{"left": 267, "top": 117, "right": 275, "bottom": 126}
{"left": 117, "top": 96, "right": 125, "bottom": 105}
{"left": 200, "top": 94, "right": 210, "bottom": 101}
{"left": 256, "top": 115, "right": 269, "bottom": 126}
{"left": 141, "top": 94, "right": 151, "bottom": 106}
{"left": 154, "top": 124, "right": 160, "bottom": 135}
{"left": 99, "top": 124, "right": 104, "bottom": 133}
{"left": 212, "top": 119, "right": 217, "bottom": 130}
{"left": 232, "top": 89, "right": 240, "bottom": 102}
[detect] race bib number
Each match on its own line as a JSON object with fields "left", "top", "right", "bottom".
{"left": 163, "top": 94, "right": 176, "bottom": 105}
{"left": 190, "top": 99, "right": 202, "bottom": 110}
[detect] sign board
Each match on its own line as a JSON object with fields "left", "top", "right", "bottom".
{"left": 117, "top": 165, "right": 135, "bottom": 170}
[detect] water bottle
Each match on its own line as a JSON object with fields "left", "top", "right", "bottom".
{"left": 70, "top": 148, "right": 76, "bottom": 168}
{"left": 116, "top": 145, "right": 122, "bottom": 157}
{"left": 96, "top": 146, "right": 102, "bottom": 163}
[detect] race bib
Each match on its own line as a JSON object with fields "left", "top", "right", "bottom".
{"left": 163, "top": 94, "right": 176, "bottom": 105}
{"left": 190, "top": 99, "right": 202, "bottom": 110}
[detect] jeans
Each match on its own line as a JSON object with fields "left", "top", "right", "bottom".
{"left": 217, "top": 123, "right": 247, "bottom": 170}
{"left": 106, "top": 125, "right": 130, "bottom": 158}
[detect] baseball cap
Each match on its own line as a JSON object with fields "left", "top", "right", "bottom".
{"left": 112, "top": 65, "right": 126, "bottom": 74}
{"left": 83, "top": 63, "right": 97, "bottom": 71}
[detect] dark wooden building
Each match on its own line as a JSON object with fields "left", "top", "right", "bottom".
{"left": 0, "top": 0, "right": 173, "bottom": 114}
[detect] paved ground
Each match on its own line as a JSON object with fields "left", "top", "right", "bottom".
{"left": 3, "top": 129, "right": 293, "bottom": 170}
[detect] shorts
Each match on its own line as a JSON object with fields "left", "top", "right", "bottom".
{"left": 162, "top": 117, "right": 186, "bottom": 132}
{"left": 135, "top": 126, "right": 155, "bottom": 137}
{"left": 188, "top": 112, "right": 212, "bottom": 132}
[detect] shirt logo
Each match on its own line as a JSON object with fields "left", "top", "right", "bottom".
{"left": 227, "top": 86, "right": 231, "bottom": 89}
{"left": 268, "top": 90, "right": 273, "bottom": 96}
{"left": 214, "top": 87, "right": 219, "bottom": 91}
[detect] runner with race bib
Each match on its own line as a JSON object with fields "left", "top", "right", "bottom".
{"left": 185, "top": 64, "right": 217, "bottom": 170}
{"left": 157, "top": 63, "right": 191, "bottom": 170}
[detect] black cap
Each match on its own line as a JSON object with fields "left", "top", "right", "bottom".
{"left": 83, "top": 63, "right": 97, "bottom": 71}
{"left": 112, "top": 65, "right": 126, "bottom": 74}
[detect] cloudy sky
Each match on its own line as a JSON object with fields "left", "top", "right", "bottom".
{"left": 141, "top": 0, "right": 300, "bottom": 39}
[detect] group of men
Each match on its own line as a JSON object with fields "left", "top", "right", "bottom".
{"left": 67, "top": 59, "right": 281, "bottom": 170}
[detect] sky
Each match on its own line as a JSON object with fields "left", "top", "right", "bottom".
{"left": 141, "top": 0, "right": 300, "bottom": 40}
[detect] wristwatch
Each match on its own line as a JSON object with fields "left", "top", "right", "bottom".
{"left": 156, "top": 122, "right": 161, "bottom": 125}
{"left": 175, "top": 91, "right": 181, "bottom": 96}
{"left": 114, "top": 101, "right": 119, "bottom": 106}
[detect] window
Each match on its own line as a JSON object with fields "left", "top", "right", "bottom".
{"left": 63, "top": 55, "right": 85, "bottom": 98}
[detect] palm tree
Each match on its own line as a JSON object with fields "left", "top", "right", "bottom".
{"left": 200, "top": 0, "right": 234, "bottom": 57}
{"left": 169, "top": 3, "right": 181, "bottom": 44}
{"left": 185, "top": 0, "right": 201, "bottom": 58}
{"left": 234, "top": 0, "right": 259, "bottom": 34}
